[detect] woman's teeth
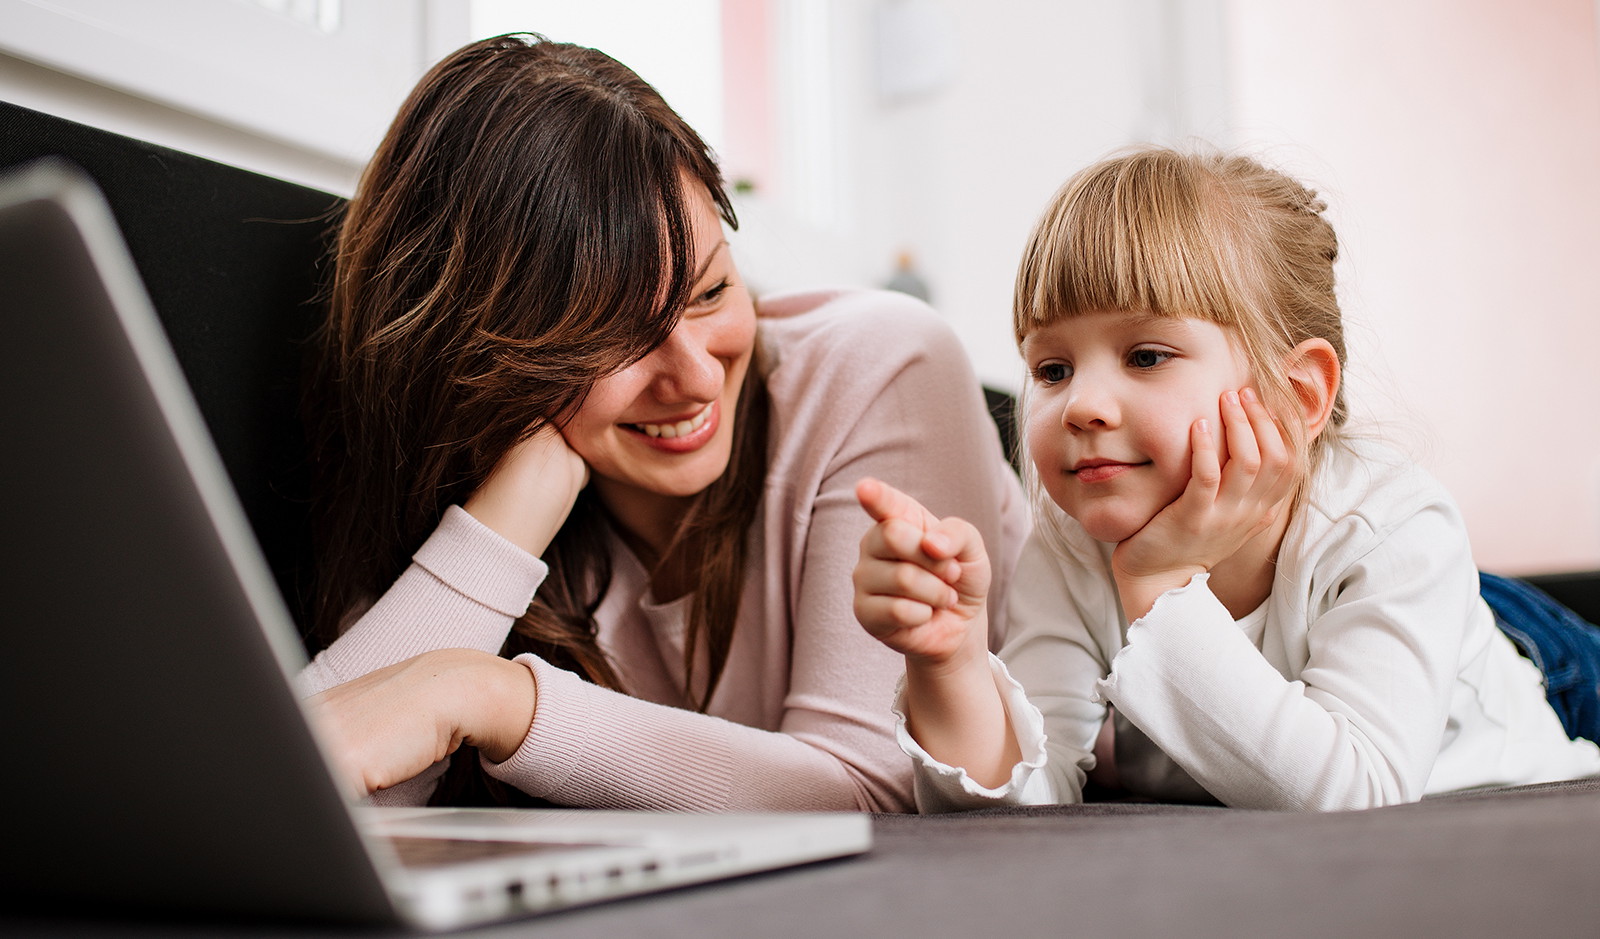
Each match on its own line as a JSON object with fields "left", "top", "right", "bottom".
{"left": 637, "top": 405, "right": 710, "bottom": 439}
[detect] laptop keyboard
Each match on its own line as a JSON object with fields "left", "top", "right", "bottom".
{"left": 386, "top": 836, "right": 604, "bottom": 870}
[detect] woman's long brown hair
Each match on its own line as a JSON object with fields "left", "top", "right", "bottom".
{"left": 307, "top": 35, "right": 768, "bottom": 804}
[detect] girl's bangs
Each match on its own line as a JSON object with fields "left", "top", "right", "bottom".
{"left": 1015, "top": 158, "right": 1254, "bottom": 339}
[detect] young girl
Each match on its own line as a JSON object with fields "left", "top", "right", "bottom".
{"left": 852, "top": 146, "right": 1600, "bottom": 812}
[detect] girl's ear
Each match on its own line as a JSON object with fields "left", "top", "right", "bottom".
{"left": 1285, "top": 338, "right": 1340, "bottom": 440}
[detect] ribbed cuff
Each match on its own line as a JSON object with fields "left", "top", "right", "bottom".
{"left": 415, "top": 505, "right": 549, "bottom": 617}
{"left": 483, "top": 655, "right": 738, "bottom": 810}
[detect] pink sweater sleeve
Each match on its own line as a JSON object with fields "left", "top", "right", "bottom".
{"left": 296, "top": 505, "right": 548, "bottom": 695}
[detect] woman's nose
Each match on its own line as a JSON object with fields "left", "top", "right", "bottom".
{"left": 650, "top": 324, "right": 722, "bottom": 401}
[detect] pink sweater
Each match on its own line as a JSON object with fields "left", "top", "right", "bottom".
{"left": 298, "top": 289, "right": 1029, "bottom": 812}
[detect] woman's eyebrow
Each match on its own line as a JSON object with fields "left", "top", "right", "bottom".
{"left": 692, "top": 240, "right": 729, "bottom": 283}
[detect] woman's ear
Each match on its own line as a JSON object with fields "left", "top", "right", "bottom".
{"left": 1285, "top": 338, "right": 1340, "bottom": 441}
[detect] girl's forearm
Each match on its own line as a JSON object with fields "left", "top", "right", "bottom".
{"left": 1115, "top": 567, "right": 1204, "bottom": 624}
{"left": 901, "top": 618, "right": 1021, "bottom": 789}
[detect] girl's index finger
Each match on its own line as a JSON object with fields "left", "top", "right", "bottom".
{"left": 856, "top": 477, "right": 939, "bottom": 530}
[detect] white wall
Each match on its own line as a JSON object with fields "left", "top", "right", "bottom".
{"left": 729, "top": 0, "right": 1228, "bottom": 394}
{"left": 4, "top": 0, "right": 1597, "bottom": 572}
{"left": 750, "top": 0, "right": 1600, "bottom": 574}
{"left": 1222, "top": 0, "right": 1600, "bottom": 573}
{"left": 0, "top": 0, "right": 471, "bottom": 195}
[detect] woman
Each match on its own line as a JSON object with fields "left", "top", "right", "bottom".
{"left": 296, "top": 34, "right": 1027, "bottom": 813}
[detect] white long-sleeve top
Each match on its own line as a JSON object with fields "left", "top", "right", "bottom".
{"left": 906, "top": 439, "right": 1600, "bottom": 812}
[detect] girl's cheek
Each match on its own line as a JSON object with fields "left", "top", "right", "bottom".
{"left": 1022, "top": 410, "right": 1060, "bottom": 470}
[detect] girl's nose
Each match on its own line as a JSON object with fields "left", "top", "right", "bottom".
{"left": 1062, "top": 380, "right": 1120, "bottom": 432}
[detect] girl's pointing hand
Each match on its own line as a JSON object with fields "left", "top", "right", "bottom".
{"left": 852, "top": 477, "right": 991, "bottom": 666}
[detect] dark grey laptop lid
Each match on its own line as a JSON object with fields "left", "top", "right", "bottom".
{"left": 0, "top": 160, "right": 396, "bottom": 924}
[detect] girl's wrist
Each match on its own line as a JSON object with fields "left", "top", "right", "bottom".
{"left": 903, "top": 611, "right": 991, "bottom": 682}
{"left": 1113, "top": 566, "right": 1205, "bottom": 622}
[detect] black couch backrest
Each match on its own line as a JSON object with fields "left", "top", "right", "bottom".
{"left": 1, "top": 100, "right": 344, "bottom": 638}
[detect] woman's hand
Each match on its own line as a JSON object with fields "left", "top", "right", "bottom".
{"left": 464, "top": 423, "right": 589, "bottom": 556}
{"left": 852, "top": 477, "right": 991, "bottom": 667}
{"left": 305, "top": 648, "right": 537, "bottom": 798}
{"left": 1111, "top": 387, "right": 1297, "bottom": 619}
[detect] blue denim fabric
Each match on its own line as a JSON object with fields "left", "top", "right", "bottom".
{"left": 1479, "top": 572, "right": 1600, "bottom": 744}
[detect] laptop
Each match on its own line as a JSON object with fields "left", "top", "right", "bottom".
{"left": 0, "top": 158, "right": 870, "bottom": 931}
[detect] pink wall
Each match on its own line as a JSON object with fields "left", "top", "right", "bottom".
{"left": 1228, "top": 0, "right": 1600, "bottom": 573}
{"left": 720, "top": 0, "right": 776, "bottom": 197}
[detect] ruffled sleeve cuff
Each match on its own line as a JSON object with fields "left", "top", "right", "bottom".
{"left": 895, "top": 652, "right": 1052, "bottom": 813}
{"left": 1094, "top": 571, "right": 1218, "bottom": 705}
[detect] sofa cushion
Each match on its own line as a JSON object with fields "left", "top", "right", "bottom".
{"left": 0, "top": 100, "right": 343, "bottom": 641}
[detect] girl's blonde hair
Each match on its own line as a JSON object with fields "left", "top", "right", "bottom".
{"left": 1014, "top": 146, "right": 1349, "bottom": 485}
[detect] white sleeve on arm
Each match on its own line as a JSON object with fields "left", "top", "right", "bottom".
{"left": 1100, "top": 503, "right": 1472, "bottom": 811}
{"left": 900, "top": 531, "right": 1113, "bottom": 811}
{"left": 897, "top": 654, "right": 1053, "bottom": 812}
{"left": 295, "top": 505, "right": 549, "bottom": 695}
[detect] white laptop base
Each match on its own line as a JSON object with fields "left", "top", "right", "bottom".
{"left": 369, "top": 807, "right": 870, "bottom": 929}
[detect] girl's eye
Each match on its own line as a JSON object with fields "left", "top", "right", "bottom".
{"left": 1128, "top": 348, "right": 1173, "bottom": 369}
{"left": 1032, "top": 362, "right": 1071, "bottom": 385}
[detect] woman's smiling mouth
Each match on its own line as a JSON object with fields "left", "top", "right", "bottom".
{"left": 625, "top": 401, "right": 720, "bottom": 453}
{"left": 632, "top": 401, "right": 713, "bottom": 439}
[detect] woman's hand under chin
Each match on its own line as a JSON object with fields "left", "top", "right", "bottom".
{"left": 464, "top": 423, "right": 590, "bottom": 557}
{"left": 1111, "top": 387, "right": 1297, "bottom": 621}
{"left": 305, "top": 648, "right": 537, "bottom": 799}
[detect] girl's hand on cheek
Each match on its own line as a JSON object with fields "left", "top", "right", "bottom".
{"left": 1112, "top": 388, "right": 1295, "bottom": 618}
{"left": 465, "top": 423, "right": 590, "bottom": 556}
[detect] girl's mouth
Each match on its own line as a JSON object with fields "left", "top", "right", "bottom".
{"left": 1071, "top": 460, "right": 1141, "bottom": 484}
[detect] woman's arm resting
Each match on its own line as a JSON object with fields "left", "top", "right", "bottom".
{"left": 464, "top": 423, "right": 589, "bottom": 557}
{"left": 305, "top": 648, "right": 536, "bottom": 798}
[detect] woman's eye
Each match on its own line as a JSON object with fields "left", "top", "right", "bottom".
{"left": 1032, "top": 362, "right": 1071, "bottom": 384}
{"left": 692, "top": 278, "right": 731, "bottom": 307}
{"left": 1129, "top": 348, "right": 1173, "bottom": 369}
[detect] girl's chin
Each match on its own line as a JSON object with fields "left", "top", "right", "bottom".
{"left": 1070, "top": 511, "right": 1153, "bottom": 546}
